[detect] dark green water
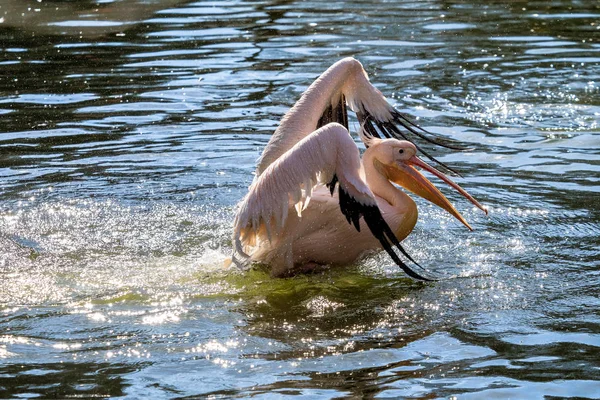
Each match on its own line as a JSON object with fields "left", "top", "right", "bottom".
{"left": 1, "top": 0, "right": 599, "bottom": 398}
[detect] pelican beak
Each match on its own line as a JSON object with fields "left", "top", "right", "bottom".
{"left": 383, "top": 156, "right": 488, "bottom": 231}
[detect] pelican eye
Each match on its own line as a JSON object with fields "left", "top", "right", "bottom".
{"left": 398, "top": 149, "right": 404, "bottom": 154}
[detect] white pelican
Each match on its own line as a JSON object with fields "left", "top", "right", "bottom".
{"left": 232, "top": 57, "right": 487, "bottom": 280}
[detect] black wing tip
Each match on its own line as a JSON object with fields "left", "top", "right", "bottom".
{"left": 337, "top": 186, "right": 437, "bottom": 281}
{"left": 361, "top": 204, "right": 437, "bottom": 282}
{"left": 357, "top": 103, "right": 466, "bottom": 149}
{"left": 390, "top": 109, "right": 468, "bottom": 151}
{"left": 357, "top": 106, "right": 468, "bottom": 176}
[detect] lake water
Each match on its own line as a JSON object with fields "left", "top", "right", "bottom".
{"left": 1, "top": 0, "right": 599, "bottom": 398}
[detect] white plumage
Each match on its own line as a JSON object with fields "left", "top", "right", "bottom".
{"left": 256, "top": 58, "right": 392, "bottom": 176}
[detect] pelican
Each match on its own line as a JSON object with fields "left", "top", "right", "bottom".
{"left": 232, "top": 57, "right": 487, "bottom": 280}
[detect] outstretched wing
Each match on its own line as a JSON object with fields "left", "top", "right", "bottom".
{"left": 234, "top": 123, "right": 433, "bottom": 281}
{"left": 256, "top": 57, "right": 465, "bottom": 177}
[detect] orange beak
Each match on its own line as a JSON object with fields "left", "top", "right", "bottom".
{"left": 383, "top": 156, "right": 487, "bottom": 230}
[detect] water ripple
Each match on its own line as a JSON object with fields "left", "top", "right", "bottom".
{"left": 1, "top": 0, "right": 599, "bottom": 398}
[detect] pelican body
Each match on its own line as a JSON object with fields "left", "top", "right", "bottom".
{"left": 233, "top": 58, "right": 486, "bottom": 279}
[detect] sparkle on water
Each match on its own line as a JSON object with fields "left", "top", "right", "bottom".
{"left": 1, "top": 0, "right": 599, "bottom": 398}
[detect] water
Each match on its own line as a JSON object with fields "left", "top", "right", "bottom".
{"left": 1, "top": 0, "right": 599, "bottom": 398}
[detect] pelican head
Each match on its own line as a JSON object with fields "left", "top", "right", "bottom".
{"left": 369, "top": 138, "right": 487, "bottom": 230}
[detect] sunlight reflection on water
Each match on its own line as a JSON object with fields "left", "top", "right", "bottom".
{"left": 1, "top": 0, "right": 599, "bottom": 398}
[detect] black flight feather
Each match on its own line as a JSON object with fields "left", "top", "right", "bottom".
{"left": 357, "top": 108, "right": 464, "bottom": 176}
{"left": 317, "top": 94, "right": 349, "bottom": 131}
{"left": 334, "top": 184, "right": 435, "bottom": 281}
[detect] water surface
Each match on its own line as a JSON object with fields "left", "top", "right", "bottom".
{"left": 1, "top": 0, "right": 599, "bottom": 398}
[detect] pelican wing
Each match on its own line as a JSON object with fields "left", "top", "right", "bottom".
{"left": 234, "top": 123, "right": 432, "bottom": 281}
{"left": 256, "top": 57, "right": 466, "bottom": 177}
